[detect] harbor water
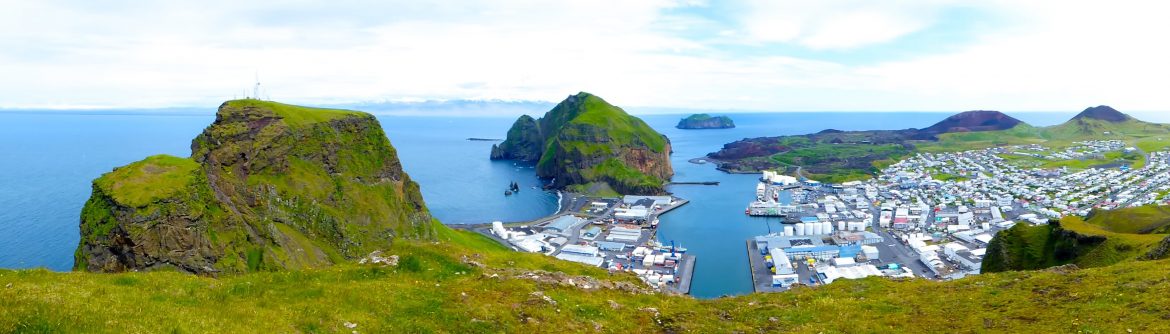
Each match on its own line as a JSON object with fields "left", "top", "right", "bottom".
{"left": 0, "top": 109, "right": 1082, "bottom": 297}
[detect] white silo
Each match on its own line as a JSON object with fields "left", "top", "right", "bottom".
{"left": 823, "top": 222, "right": 833, "bottom": 234}
{"left": 838, "top": 221, "right": 846, "bottom": 231}
{"left": 784, "top": 225, "right": 794, "bottom": 237}
{"left": 795, "top": 223, "right": 806, "bottom": 236}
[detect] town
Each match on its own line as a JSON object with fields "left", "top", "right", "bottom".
{"left": 469, "top": 194, "right": 696, "bottom": 294}
{"left": 746, "top": 140, "right": 1170, "bottom": 291}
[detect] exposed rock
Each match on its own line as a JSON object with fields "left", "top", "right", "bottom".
{"left": 490, "top": 92, "right": 673, "bottom": 194}
{"left": 76, "top": 100, "right": 433, "bottom": 274}
{"left": 358, "top": 251, "right": 399, "bottom": 267}
{"left": 503, "top": 269, "right": 657, "bottom": 295}
{"left": 1139, "top": 235, "right": 1170, "bottom": 261}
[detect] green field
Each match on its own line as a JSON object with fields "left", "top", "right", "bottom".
{"left": 223, "top": 99, "right": 364, "bottom": 127}
{"left": 1083, "top": 205, "right": 1170, "bottom": 234}
{"left": 93, "top": 154, "right": 200, "bottom": 207}
{"left": 6, "top": 220, "right": 1170, "bottom": 332}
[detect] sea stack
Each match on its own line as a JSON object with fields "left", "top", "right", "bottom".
{"left": 490, "top": 92, "right": 673, "bottom": 195}
{"left": 76, "top": 100, "right": 433, "bottom": 274}
{"left": 677, "top": 114, "right": 735, "bottom": 129}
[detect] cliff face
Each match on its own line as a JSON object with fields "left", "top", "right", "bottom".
{"left": 489, "top": 115, "right": 543, "bottom": 161}
{"left": 76, "top": 100, "right": 432, "bottom": 274}
{"left": 677, "top": 114, "right": 735, "bottom": 129}
{"left": 491, "top": 92, "right": 672, "bottom": 195}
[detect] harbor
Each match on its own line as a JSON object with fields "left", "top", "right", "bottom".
{"left": 466, "top": 192, "right": 697, "bottom": 294}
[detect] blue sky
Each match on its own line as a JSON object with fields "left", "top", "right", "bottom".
{"left": 1, "top": 0, "right": 1167, "bottom": 112}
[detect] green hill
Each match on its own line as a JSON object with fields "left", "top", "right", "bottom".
{"left": 491, "top": 92, "right": 673, "bottom": 195}
{"left": 7, "top": 220, "right": 1170, "bottom": 332}
{"left": 76, "top": 100, "right": 432, "bottom": 274}
{"left": 983, "top": 213, "right": 1170, "bottom": 273}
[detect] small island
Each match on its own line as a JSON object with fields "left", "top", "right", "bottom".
{"left": 676, "top": 113, "right": 735, "bottom": 129}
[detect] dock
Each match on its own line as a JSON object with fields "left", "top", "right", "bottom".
{"left": 665, "top": 254, "right": 696, "bottom": 294}
{"left": 668, "top": 181, "right": 720, "bottom": 186}
{"left": 745, "top": 240, "right": 785, "bottom": 293}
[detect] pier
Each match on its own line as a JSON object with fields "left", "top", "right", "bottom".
{"left": 668, "top": 181, "right": 720, "bottom": 186}
{"left": 746, "top": 240, "right": 785, "bottom": 293}
{"left": 665, "top": 254, "right": 696, "bottom": 294}
{"left": 465, "top": 193, "right": 699, "bottom": 295}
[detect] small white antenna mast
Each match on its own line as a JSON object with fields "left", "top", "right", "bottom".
{"left": 253, "top": 71, "right": 261, "bottom": 100}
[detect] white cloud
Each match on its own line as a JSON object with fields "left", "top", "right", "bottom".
{"left": 737, "top": 0, "right": 955, "bottom": 49}
{"left": 856, "top": 1, "right": 1170, "bottom": 111}
{"left": 0, "top": 0, "right": 1168, "bottom": 113}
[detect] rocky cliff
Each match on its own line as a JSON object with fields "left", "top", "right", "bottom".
{"left": 490, "top": 92, "right": 672, "bottom": 195}
{"left": 75, "top": 100, "right": 432, "bottom": 274}
{"left": 676, "top": 114, "right": 735, "bottom": 129}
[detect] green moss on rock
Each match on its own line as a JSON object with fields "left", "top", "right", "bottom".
{"left": 76, "top": 100, "right": 433, "bottom": 274}
{"left": 491, "top": 92, "right": 672, "bottom": 195}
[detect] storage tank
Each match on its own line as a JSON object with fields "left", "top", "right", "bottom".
{"left": 814, "top": 222, "right": 824, "bottom": 235}
{"left": 784, "top": 225, "right": 794, "bottom": 237}
{"left": 823, "top": 222, "right": 833, "bottom": 234}
{"left": 838, "top": 221, "right": 846, "bottom": 231}
{"left": 795, "top": 223, "right": 805, "bottom": 236}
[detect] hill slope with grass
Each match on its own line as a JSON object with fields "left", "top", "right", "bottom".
{"left": 983, "top": 211, "right": 1170, "bottom": 273}
{"left": 709, "top": 105, "right": 1170, "bottom": 182}
{"left": 76, "top": 100, "right": 433, "bottom": 274}
{"left": 8, "top": 220, "right": 1170, "bottom": 332}
{"left": 491, "top": 92, "right": 673, "bottom": 195}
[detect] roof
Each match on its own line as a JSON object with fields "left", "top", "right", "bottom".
{"left": 594, "top": 241, "right": 628, "bottom": 251}
{"left": 622, "top": 195, "right": 671, "bottom": 206}
{"left": 546, "top": 215, "right": 585, "bottom": 231}
{"left": 554, "top": 253, "right": 604, "bottom": 267}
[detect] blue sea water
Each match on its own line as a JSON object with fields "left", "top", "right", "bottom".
{"left": 0, "top": 109, "right": 1079, "bottom": 298}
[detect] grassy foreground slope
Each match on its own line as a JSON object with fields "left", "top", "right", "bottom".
{"left": 5, "top": 221, "right": 1170, "bottom": 333}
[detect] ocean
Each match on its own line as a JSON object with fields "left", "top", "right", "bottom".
{"left": 0, "top": 109, "right": 1080, "bottom": 298}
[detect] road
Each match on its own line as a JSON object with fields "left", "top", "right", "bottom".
{"left": 867, "top": 208, "right": 933, "bottom": 277}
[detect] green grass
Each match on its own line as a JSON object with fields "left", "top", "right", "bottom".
{"left": 1136, "top": 138, "right": 1170, "bottom": 152}
{"left": 568, "top": 93, "right": 667, "bottom": 153}
{"left": 223, "top": 99, "right": 364, "bottom": 127}
{"left": 567, "top": 182, "right": 622, "bottom": 198}
{"left": 767, "top": 141, "right": 909, "bottom": 183}
{"left": 931, "top": 173, "right": 969, "bottom": 182}
{"left": 1083, "top": 205, "right": 1170, "bottom": 234}
{"left": 93, "top": 155, "right": 199, "bottom": 207}
{"left": 1060, "top": 216, "right": 1168, "bottom": 267}
{"left": 6, "top": 220, "right": 1170, "bottom": 332}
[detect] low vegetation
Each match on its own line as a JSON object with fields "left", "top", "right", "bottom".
{"left": 6, "top": 220, "right": 1170, "bottom": 332}
{"left": 92, "top": 154, "right": 199, "bottom": 207}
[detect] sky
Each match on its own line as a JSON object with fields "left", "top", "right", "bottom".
{"left": 1, "top": 0, "right": 1168, "bottom": 112}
